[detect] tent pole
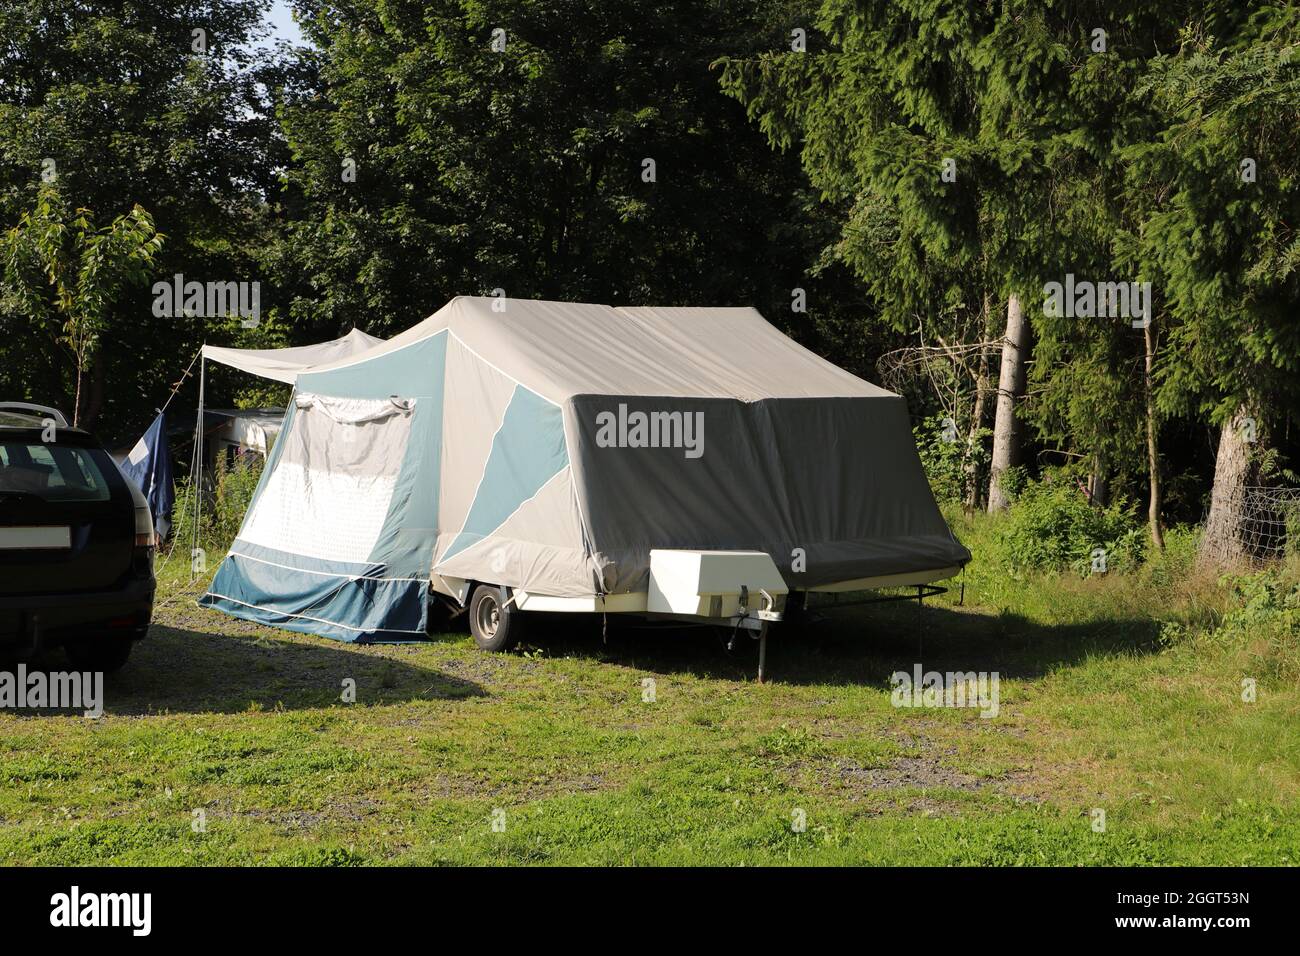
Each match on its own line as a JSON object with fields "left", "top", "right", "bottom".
{"left": 190, "top": 356, "right": 205, "bottom": 582}
{"left": 916, "top": 584, "right": 924, "bottom": 661}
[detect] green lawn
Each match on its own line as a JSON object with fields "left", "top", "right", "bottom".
{"left": 2, "top": 515, "right": 1297, "bottom": 865}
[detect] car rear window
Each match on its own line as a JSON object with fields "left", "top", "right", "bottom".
{"left": 0, "top": 442, "right": 112, "bottom": 502}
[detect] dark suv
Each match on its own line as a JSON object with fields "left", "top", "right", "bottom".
{"left": 0, "top": 407, "right": 155, "bottom": 670}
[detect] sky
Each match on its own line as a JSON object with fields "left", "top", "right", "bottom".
{"left": 264, "top": 0, "right": 306, "bottom": 47}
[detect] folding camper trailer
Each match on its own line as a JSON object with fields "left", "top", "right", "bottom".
{"left": 196, "top": 297, "right": 970, "bottom": 673}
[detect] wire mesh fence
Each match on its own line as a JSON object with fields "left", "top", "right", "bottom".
{"left": 1237, "top": 486, "right": 1300, "bottom": 563}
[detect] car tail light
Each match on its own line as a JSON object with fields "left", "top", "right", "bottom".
{"left": 134, "top": 505, "right": 155, "bottom": 547}
{"left": 133, "top": 505, "right": 156, "bottom": 572}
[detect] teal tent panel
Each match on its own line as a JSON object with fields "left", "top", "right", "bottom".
{"left": 440, "top": 385, "right": 567, "bottom": 563}
{"left": 369, "top": 335, "right": 447, "bottom": 576}
{"left": 200, "top": 541, "right": 428, "bottom": 643}
{"left": 297, "top": 333, "right": 447, "bottom": 399}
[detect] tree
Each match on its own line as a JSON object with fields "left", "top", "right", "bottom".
{"left": 718, "top": 1, "right": 1123, "bottom": 511}
{"left": 271, "top": 0, "right": 872, "bottom": 357}
{"left": 3, "top": 188, "right": 163, "bottom": 426}
{"left": 987, "top": 294, "right": 1030, "bottom": 511}
{"left": 721, "top": 0, "right": 1292, "bottom": 542}
{"left": 1124, "top": 5, "right": 1300, "bottom": 564}
{"left": 0, "top": 0, "right": 283, "bottom": 439}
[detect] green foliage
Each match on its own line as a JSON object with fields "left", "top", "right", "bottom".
{"left": 913, "top": 415, "right": 989, "bottom": 504}
{"left": 996, "top": 472, "right": 1146, "bottom": 575}
{"left": 168, "top": 476, "right": 198, "bottom": 558}
{"left": 169, "top": 454, "right": 264, "bottom": 557}
{"left": 721, "top": 1, "right": 1300, "bottom": 520}
{"left": 0, "top": 0, "right": 284, "bottom": 439}
{"left": 267, "top": 845, "right": 365, "bottom": 867}
{"left": 273, "top": 0, "right": 876, "bottom": 367}
{"left": 995, "top": 464, "right": 1030, "bottom": 501}
{"left": 2, "top": 186, "right": 163, "bottom": 424}
{"left": 212, "top": 454, "right": 264, "bottom": 547}
{"left": 1143, "top": 525, "right": 1201, "bottom": 592}
{"left": 1, "top": 0, "right": 1297, "bottom": 571}
{"left": 754, "top": 725, "right": 823, "bottom": 760}
{"left": 1210, "top": 564, "right": 1300, "bottom": 682}
{"left": 914, "top": 416, "right": 965, "bottom": 503}
{"left": 1126, "top": 4, "right": 1300, "bottom": 423}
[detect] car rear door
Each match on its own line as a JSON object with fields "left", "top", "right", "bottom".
{"left": 0, "top": 435, "right": 135, "bottom": 596}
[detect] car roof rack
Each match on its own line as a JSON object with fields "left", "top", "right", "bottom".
{"left": 0, "top": 402, "right": 70, "bottom": 427}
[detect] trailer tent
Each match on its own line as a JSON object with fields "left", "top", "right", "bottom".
{"left": 200, "top": 297, "right": 970, "bottom": 642}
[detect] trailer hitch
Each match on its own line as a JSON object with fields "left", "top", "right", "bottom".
{"left": 725, "top": 585, "right": 776, "bottom": 682}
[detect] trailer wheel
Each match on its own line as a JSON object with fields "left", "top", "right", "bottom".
{"left": 468, "top": 584, "right": 520, "bottom": 652}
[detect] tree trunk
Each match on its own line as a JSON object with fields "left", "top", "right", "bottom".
{"left": 1143, "top": 320, "right": 1164, "bottom": 551}
{"left": 987, "top": 294, "right": 1028, "bottom": 512}
{"left": 80, "top": 357, "right": 106, "bottom": 432}
{"left": 72, "top": 361, "right": 84, "bottom": 428}
{"left": 1088, "top": 452, "right": 1110, "bottom": 508}
{"left": 963, "top": 292, "right": 993, "bottom": 512}
{"left": 1198, "top": 404, "right": 1256, "bottom": 567}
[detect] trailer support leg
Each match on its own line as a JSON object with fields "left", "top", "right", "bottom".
{"left": 756, "top": 624, "right": 768, "bottom": 684}
{"left": 916, "top": 585, "right": 924, "bottom": 660}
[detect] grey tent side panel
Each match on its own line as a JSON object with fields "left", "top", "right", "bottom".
{"left": 566, "top": 393, "right": 970, "bottom": 594}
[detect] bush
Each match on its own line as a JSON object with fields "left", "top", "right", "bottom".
{"left": 995, "top": 464, "right": 1030, "bottom": 500}
{"left": 914, "top": 415, "right": 990, "bottom": 504}
{"left": 1212, "top": 565, "right": 1300, "bottom": 682}
{"left": 996, "top": 471, "right": 1146, "bottom": 575}
{"left": 212, "top": 453, "right": 263, "bottom": 545}
{"left": 169, "top": 453, "right": 264, "bottom": 557}
{"left": 1143, "top": 525, "right": 1200, "bottom": 591}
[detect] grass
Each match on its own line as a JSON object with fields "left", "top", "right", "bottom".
{"left": 1, "top": 514, "right": 1297, "bottom": 865}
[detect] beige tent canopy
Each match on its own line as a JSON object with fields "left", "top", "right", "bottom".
{"left": 201, "top": 328, "right": 383, "bottom": 384}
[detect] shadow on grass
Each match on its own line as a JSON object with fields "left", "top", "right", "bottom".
{"left": 517, "top": 599, "right": 1166, "bottom": 687}
{"left": 14, "top": 623, "right": 485, "bottom": 716}
{"left": 18, "top": 592, "right": 1166, "bottom": 708}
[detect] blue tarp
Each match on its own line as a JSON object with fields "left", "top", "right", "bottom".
{"left": 120, "top": 412, "right": 175, "bottom": 538}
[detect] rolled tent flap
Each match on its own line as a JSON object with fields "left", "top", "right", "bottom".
{"left": 200, "top": 297, "right": 970, "bottom": 643}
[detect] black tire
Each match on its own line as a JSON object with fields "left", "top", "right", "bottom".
{"left": 468, "top": 584, "right": 521, "bottom": 652}
{"left": 64, "top": 635, "right": 135, "bottom": 672}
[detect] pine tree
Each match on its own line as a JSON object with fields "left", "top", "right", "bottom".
{"left": 1124, "top": 4, "right": 1300, "bottom": 563}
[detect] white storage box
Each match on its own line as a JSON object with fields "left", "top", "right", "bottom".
{"left": 647, "top": 549, "right": 788, "bottom": 618}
